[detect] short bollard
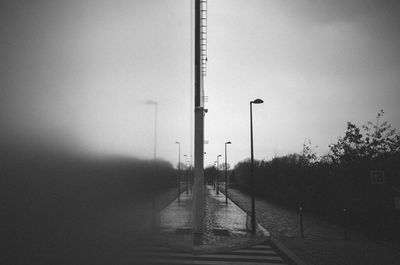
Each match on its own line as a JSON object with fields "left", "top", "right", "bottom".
{"left": 186, "top": 170, "right": 189, "bottom": 195}
{"left": 343, "top": 208, "right": 348, "bottom": 240}
{"left": 152, "top": 198, "right": 157, "bottom": 232}
{"left": 178, "top": 181, "right": 181, "bottom": 204}
{"left": 246, "top": 211, "right": 252, "bottom": 232}
{"left": 213, "top": 175, "right": 216, "bottom": 190}
{"left": 299, "top": 206, "right": 304, "bottom": 238}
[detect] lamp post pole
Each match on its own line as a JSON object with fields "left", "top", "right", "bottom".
{"left": 145, "top": 100, "right": 158, "bottom": 160}
{"left": 224, "top": 141, "right": 231, "bottom": 204}
{"left": 250, "top": 99, "right": 263, "bottom": 234}
{"left": 175, "top": 141, "right": 181, "bottom": 203}
{"left": 216, "top": 155, "right": 221, "bottom": 194}
{"left": 184, "top": 155, "right": 188, "bottom": 195}
{"left": 213, "top": 161, "right": 217, "bottom": 189}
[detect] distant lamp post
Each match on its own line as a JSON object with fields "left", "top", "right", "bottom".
{"left": 216, "top": 154, "right": 222, "bottom": 194}
{"left": 184, "top": 154, "right": 189, "bottom": 194}
{"left": 175, "top": 141, "right": 181, "bottom": 203}
{"left": 224, "top": 141, "right": 231, "bottom": 204}
{"left": 145, "top": 100, "right": 158, "bottom": 160}
{"left": 250, "top": 98, "right": 263, "bottom": 234}
{"left": 213, "top": 161, "right": 217, "bottom": 189}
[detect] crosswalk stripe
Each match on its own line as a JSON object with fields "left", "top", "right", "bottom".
{"left": 195, "top": 254, "right": 283, "bottom": 261}
{"left": 230, "top": 249, "right": 278, "bottom": 255}
{"left": 142, "top": 251, "right": 193, "bottom": 258}
{"left": 250, "top": 245, "right": 273, "bottom": 249}
{"left": 138, "top": 241, "right": 288, "bottom": 265}
{"left": 139, "top": 258, "right": 287, "bottom": 264}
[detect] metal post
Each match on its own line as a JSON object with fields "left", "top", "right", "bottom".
{"left": 343, "top": 208, "right": 348, "bottom": 240}
{"left": 186, "top": 161, "right": 189, "bottom": 195}
{"left": 224, "top": 142, "right": 231, "bottom": 204}
{"left": 299, "top": 206, "right": 304, "bottom": 238}
{"left": 176, "top": 142, "right": 181, "bottom": 203}
{"left": 216, "top": 155, "right": 221, "bottom": 194}
{"left": 250, "top": 99, "right": 263, "bottom": 234}
{"left": 184, "top": 155, "right": 188, "bottom": 195}
{"left": 193, "top": 0, "right": 206, "bottom": 234}
{"left": 212, "top": 171, "right": 215, "bottom": 189}
{"left": 213, "top": 161, "right": 216, "bottom": 189}
{"left": 250, "top": 102, "right": 256, "bottom": 234}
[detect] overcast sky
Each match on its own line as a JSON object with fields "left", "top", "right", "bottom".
{"left": 1, "top": 0, "right": 399, "bottom": 167}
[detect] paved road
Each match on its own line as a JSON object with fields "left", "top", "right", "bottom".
{"left": 223, "top": 186, "right": 400, "bottom": 265}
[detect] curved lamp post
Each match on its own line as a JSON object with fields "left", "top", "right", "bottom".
{"left": 224, "top": 141, "right": 231, "bottom": 204}
{"left": 250, "top": 98, "right": 263, "bottom": 234}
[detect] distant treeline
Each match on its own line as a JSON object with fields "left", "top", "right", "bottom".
{"left": 231, "top": 110, "right": 400, "bottom": 241}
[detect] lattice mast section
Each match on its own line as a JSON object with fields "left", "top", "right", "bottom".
{"left": 193, "top": 0, "right": 207, "bottom": 234}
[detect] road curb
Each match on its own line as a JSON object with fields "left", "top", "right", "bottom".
{"left": 269, "top": 237, "right": 309, "bottom": 265}
{"left": 222, "top": 189, "right": 309, "bottom": 265}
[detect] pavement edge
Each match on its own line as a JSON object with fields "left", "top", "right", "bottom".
{"left": 223, "top": 189, "right": 308, "bottom": 265}
{"left": 269, "top": 237, "right": 309, "bottom": 265}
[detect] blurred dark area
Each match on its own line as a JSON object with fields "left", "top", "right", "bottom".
{"left": 1, "top": 142, "right": 176, "bottom": 265}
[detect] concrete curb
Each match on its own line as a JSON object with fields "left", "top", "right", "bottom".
{"left": 222, "top": 189, "right": 309, "bottom": 265}
{"left": 269, "top": 237, "right": 309, "bottom": 265}
{"left": 220, "top": 189, "right": 270, "bottom": 238}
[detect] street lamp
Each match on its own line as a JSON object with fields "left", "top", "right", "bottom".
{"left": 216, "top": 154, "right": 222, "bottom": 194}
{"left": 224, "top": 141, "right": 231, "bottom": 204}
{"left": 184, "top": 154, "right": 189, "bottom": 195}
{"left": 250, "top": 98, "right": 263, "bottom": 234}
{"left": 213, "top": 161, "right": 217, "bottom": 189}
{"left": 145, "top": 100, "right": 158, "bottom": 160}
{"left": 175, "top": 141, "right": 181, "bottom": 203}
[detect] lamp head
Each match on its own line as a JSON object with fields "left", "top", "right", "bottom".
{"left": 226, "top": 141, "right": 232, "bottom": 145}
{"left": 251, "top": 99, "right": 264, "bottom": 104}
{"left": 175, "top": 141, "right": 180, "bottom": 144}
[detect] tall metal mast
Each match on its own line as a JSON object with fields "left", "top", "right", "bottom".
{"left": 193, "top": 0, "right": 207, "bottom": 234}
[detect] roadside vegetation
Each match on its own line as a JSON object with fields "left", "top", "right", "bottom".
{"left": 231, "top": 110, "right": 400, "bottom": 242}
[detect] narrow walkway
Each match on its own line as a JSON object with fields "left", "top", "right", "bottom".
{"left": 153, "top": 185, "right": 269, "bottom": 254}
{"left": 226, "top": 187, "right": 400, "bottom": 265}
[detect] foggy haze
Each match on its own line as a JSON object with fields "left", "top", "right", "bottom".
{"left": 0, "top": 0, "right": 193, "bottom": 161}
{"left": 1, "top": 0, "right": 399, "bottom": 166}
